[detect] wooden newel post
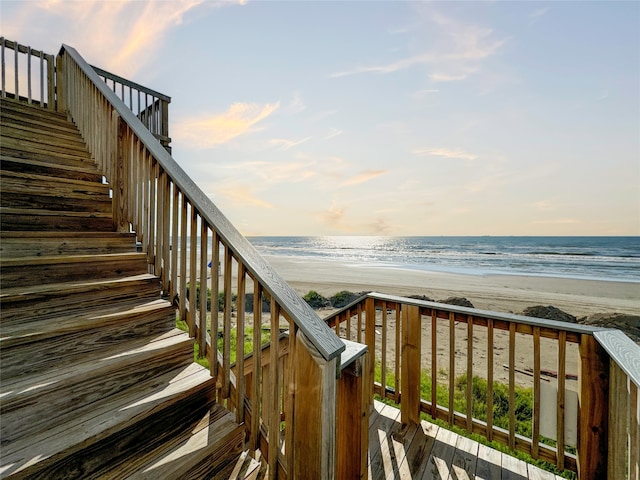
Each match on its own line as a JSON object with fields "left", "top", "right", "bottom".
{"left": 337, "top": 340, "right": 369, "bottom": 480}
{"left": 292, "top": 331, "right": 338, "bottom": 480}
{"left": 578, "top": 334, "right": 609, "bottom": 480}
{"left": 401, "top": 305, "right": 421, "bottom": 425}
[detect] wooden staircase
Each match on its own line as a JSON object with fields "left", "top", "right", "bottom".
{"left": 0, "top": 98, "right": 262, "bottom": 479}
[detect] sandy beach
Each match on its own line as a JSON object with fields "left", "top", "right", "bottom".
{"left": 264, "top": 255, "right": 640, "bottom": 319}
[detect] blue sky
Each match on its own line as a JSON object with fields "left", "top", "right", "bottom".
{"left": 3, "top": 1, "right": 639, "bottom": 236}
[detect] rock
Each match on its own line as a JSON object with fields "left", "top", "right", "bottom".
{"left": 439, "top": 296, "right": 475, "bottom": 308}
{"left": 520, "top": 305, "right": 577, "bottom": 323}
{"left": 408, "top": 294, "right": 435, "bottom": 302}
{"left": 580, "top": 313, "right": 640, "bottom": 344}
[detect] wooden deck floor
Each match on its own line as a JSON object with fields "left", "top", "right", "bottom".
{"left": 368, "top": 400, "right": 564, "bottom": 480}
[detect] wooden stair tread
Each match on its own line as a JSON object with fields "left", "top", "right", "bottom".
{"left": 0, "top": 169, "right": 109, "bottom": 192}
{"left": 0, "top": 328, "right": 191, "bottom": 405}
{"left": 0, "top": 119, "right": 88, "bottom": 144}
{"left": 0, "top": 206, "right": 112, "bottom": 218}
{"left": 1, "top": 97, "right": 71, "bottom": 121}
{"left": 0, "top": 155, "right": 102, "bottom": 178}
{"left": 0, "top": 251, "right": 145, "bottom": 267}
{"left": 0, "top": 362, "right": 215, "bottom": 478}
{"left": 0, "top": 231, "right": 137, "bottom": 258}
{"left": 1, "top": 297, "right": 172, "bottom": 346}
{"left": 109, "top": 405, "right": 244, "bottom": 479}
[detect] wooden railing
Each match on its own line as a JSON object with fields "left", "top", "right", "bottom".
{"left": 0, "top": 38, "right": 56, "bottom": 110}
{"left": 54, "top": 43, "right": 345, "bottom": 479}
{"left": 324, "top": 292, "right": 640, "bottom": 480}
{"left": 92, "top": 66, "right": 171, "bottom": 151}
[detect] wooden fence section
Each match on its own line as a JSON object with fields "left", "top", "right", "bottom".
{"left": 58, "top": 43, "right": 345, "bottom": 480}
{"left": 92, "top": 65, "right": 171, "bottom": 151}
{"left": 324, "top": 292, "right": 640, "bottom": 480}
{"left": 0, "top": 38, "right": 55, "bottom": 109}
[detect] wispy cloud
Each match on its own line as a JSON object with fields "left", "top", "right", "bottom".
{"left": 532, "top": 218, "right": 579, "bottom": 225}
{"left": 412, "top": 148, "right": 478, "bottom": 161}
{"left": 268, "top": 137, "right": 312, "bottom": 150}
{"left": 232, "top": 160, "right": 317, "bottom": 184}
{"left": 340, "top": 170, "right": 387, "bottom": 187}
{"left": 211, "top": 182, "right": 273, "bottom": 209}
{"left": 324, "top": 128, "right": 344, "bottom": 140}
{"left": 174, "top": 102, "right": 280, "bottom": 148}
{"left": 331, "top": 12, "right": 505, "bottom": 82}
{"left": 2, "top": 1, "right": 241, "bottom": 78}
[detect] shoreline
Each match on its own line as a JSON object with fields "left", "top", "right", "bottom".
{"left": 263, "top": 254, "right": 640, "bottom": 318}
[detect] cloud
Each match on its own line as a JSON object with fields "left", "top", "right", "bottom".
{"left": 1, "top": 1, "right": 240, "bottom": 78}
{"left": 268, "top": 137, "right": 312, "bottom": 150}
{"left": 174, "top": 102, "right": 280, "bottom": 148}
{"left": 235, "top": 160, "right": 317, "bottom": 184}
{"left": 287, "top": 91, "right": 306, "bottom": 114}
{"left": 323, "top": 128, "right": 344, "bottom": 140}
{"left": 211, "top": 182, "right": 273, "bottom": 209}
{"left": 331, "top": 13, "right": 505, "bottom": 82}
{"left": 532, "top": 218, "right": 579, "bottom": 225}
{"left": 412, "top": 148, "right": 478, "bottom": 161}
{"left": 340, "top": 170, "right": 387, "bottom": 187}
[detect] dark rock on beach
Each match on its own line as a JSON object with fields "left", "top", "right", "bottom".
{"left": 520, "top": 305, "right": 577, "bottom": 323}
{"left": 439, "top": 296, "right": 475, "bottom": 308}
{"left": 580, "top": 313, "right": 640, "bottom": 344}
{"left": 408, "top": 294, "right": 435, "bottom": 302}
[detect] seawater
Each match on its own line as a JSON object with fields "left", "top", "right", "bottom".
{"left": 246, "top": 236, "right": 640, "bottom": 283}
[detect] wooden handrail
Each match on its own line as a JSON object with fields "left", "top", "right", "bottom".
{"left": 325, "top": 291, "right": 640, "bottom": 479}
{"left": 58, "top": 43, "right": 344, "bottom": 363}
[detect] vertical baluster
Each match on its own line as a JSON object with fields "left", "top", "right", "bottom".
{"left": 210, "top": 232, "right": 220, "bottom": 380}
{"left": 345, "top": 308, "right": 351, "bottom": 341}
{"left": 27, "top": 46, "right": 32, "bottom": 103}
{"left": 142, "top": 150, "right": 151, "bottom": 254}
{"left": 39, "top": 51, "right": 44, "bottom": 106}
{"left": 222, "top": 246, "right": 233, "bottom": 399}
{"left": 395, "top": 303, "right": 401, "bottom": 404}
{"left": 357, "top": 304, "right": 362, "bottom": 343}
{"left": 608, "top": 361, "right": 627, "bottom": 479}
{"left": 170, "top": 184, "right": 179, "bottom": 302}
{"left": 179, "top": 198, "right": 188, "bottom": 325}
{"left": 448, "top": 312, "right": 455, "bottom": 425}
{"left": 532, "top": 326, "right": 541, "bottom": 459}
{"left": 487, "top": 318, "right": 494, "bottom": 441}
{"left": 250, "top": 281, "right": 263, "bottom": 452}
{"left": 356, "top": 305, "right": 362, "bottom": 343}
{"left": 150, "top": 163, "right": 159, "bottom": 274}
{"left": 508, "top": 322, "right": 516, "bottom": 450}
{"left": 285, "top": 322, "right": 297, "bottom": 475}
{"left": 268, "top": 300, "right": 281, "bottom": 479}
{"left": 14, "top": 42, "right": 18, "bottom": 99}
{"left": 557, "top": 330, "right": 566, "bottom": 470}
{"left": 466, "top": 315, "right": 473, "bottom": 433}
{"left": 236, "top": 263, "right": 247, "bottom": 423}
{"left": 199, "top": 223, "right": 208, "bottom": 354}
{"left": 630, "top": 381, "right": 639, "bottom": 480}
{"left": 1, "top": 37, "right": 5, "bottom": 97}
{"left": 188, "top": 208, "right": 198, "bottom": 337}
{"left": 381, "top": 301, "right": 387, "bottom": 399}
{"left": 431, "top": 309, "right": 438, "bottom": 418}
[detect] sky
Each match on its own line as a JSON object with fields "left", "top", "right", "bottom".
{"left": 2, "top": 1, "right": 639, "bottom": 236}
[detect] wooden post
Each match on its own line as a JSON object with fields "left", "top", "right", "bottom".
{"left": 401, "top": 304, "right": 421, "bottom": 425}
{"left": 337, "top": 341, "right": 369, "bottom": 480}
{"left": 292, "top": 330, "right": 337, "bottom": 480}
{"left": 578, "top": 334, "right": 609, "bottom": 480}
{"left": 364, "top": 296, "right": 376, "bottom": 403}
{"left": 55, "top": 53, "right": 65, "bottom": 112}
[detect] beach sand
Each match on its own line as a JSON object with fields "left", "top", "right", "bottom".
{"left": 261, "top": 255, "right": 639, "bottom": 387}
{"left": 264, "top": 255, "right": 640, "bottom": 318}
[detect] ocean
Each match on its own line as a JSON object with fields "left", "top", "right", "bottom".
{"left": 246, "top": 236, "right": 640, "bottom": 283}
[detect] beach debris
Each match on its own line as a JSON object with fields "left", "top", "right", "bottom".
{"left": 520, "top": 305, "right": 577, "bottom": 323}
{"left": 439, "top": 296, "right": 475, "bottom": 308}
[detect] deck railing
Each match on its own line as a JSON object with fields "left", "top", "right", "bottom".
{"left": 324, "top": 292, "right": 640, "bottom": 480}
{"left": 51, "top": 42, "right": 345, "bottom": 479}
{"left": 91, "top": 66, "right": 171, "bottom": 151}
{"left": 0, "top": 38, "right": 56, "bottom": 109}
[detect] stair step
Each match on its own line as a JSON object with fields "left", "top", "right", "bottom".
{"left": 1, "top": 298, "right": 176, "bottom": 380}
{"left": 0, "top": 206, "right": 113, "bottom": 231}
{"left": 1, "top": 170, "right": 110, "bottom": 197}
{"left": 0, "top": 118, "right": 88, "bottom": 146}
{"left": 0, "top": 361, "right": 217, "bottom": 478}
{"left": 0, "top": 273, "right": 162, "bottom": 322}
{"left": 0, "top": 155, "right": 103, "bottom": 182}
{"left": 214, "top": 450, "right": 265, "bottom": 480}
{"left": 104, "top": 405, "right": 244, "bottom": 479}
{"left": 1, "top": 97, "right": 72, "bottom": 124}
{"left": 1, "top": 329, "right": 194, "bottom": 440}
{"left": 0, "top": 252, "right": 149, "bottom": 288}
{"left": 0, "top": 145, "right": 96, "bottom": 167}
{"left": 0, "top": 231, "right": 137, "bottom": 257}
